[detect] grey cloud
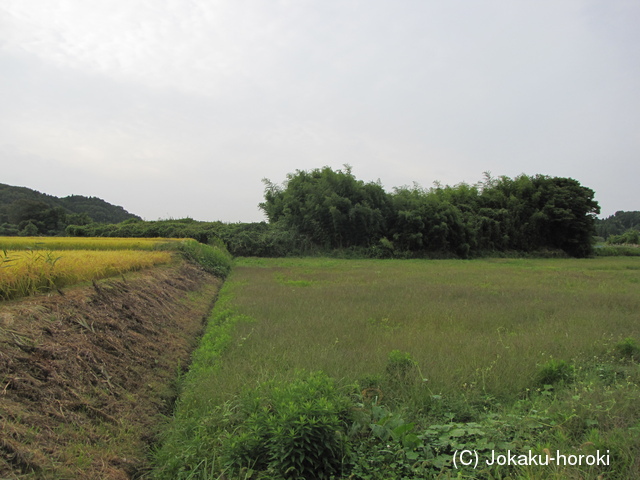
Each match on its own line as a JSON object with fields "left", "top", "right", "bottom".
{"left": 1, "top": 0, "right": 639, "bottom": 221}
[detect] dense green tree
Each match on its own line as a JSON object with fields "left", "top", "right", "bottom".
{"left": 59, "top": 195, "right": 139, "bottom": 223}
{"left": 260, "top": 165, "right": 391, "bottom": 249}
{"left": 19, "top": 222, "right": 39, "bottom": 236}
{"left": 606, "top": 228, "right": 640, "bottom": 245}
{"left": 62, "top": 168, "right": 601, "bottom": 259}
{"left": 529, "top": 175, "right": 600, "bottom": 257}
{"left": 477, "top": 174, "right": 600, "bottom": 257}
{"left": 8, "top": 200, "right": 67, "bottom": 235}
{"left": 388, "top": 184, "right": 475, "bottom": 257}
{"left": 259, "top": 167, "right": 600, "bottom": 258}
{"left": 66, "top": 212, "right": 93, "bottom": 226}
{"left": 8, "top": 200, "right": 49, "bottom": 225}
{"left": 0, "top": 223, "right": 19, "bottom": 236}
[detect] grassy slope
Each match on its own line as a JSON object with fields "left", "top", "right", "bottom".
{"left": 0, "top": 261, "right": 223, "bottom": 479}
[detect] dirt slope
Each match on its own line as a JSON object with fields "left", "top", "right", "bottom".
{"left": 0, "top": 260, "right": 222, "bottom": 479}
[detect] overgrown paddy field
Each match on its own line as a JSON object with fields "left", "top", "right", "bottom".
{"left": 155, "top": 257, "right": 640, "bottom": 480}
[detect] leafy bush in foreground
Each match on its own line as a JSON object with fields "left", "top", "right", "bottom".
{"left": 223, "top": 372, "right": 352, "bottom": 480}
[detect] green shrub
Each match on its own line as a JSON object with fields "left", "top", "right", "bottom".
{"left": 385, "top": 350, "right": 418, "bottom": 381}
{"left": 177, "top": 238, "right": 232, "bottom": 278}
{"left": 607, "top": 229, "right": 640, "bottom": 245}
{"left": 536, "top": 359, "right": 575, "bottom": 386}
{"left": 614, "top": 337, "right": 640, "bottom": 362}
{"left": 223, "top": 371, "right": 352, "bottom": 480}
{"left": 381, "top": 350, "right": 429, "bottom": 408}
{"left": 595, "top": 245, "right": 640, "bottom": 256}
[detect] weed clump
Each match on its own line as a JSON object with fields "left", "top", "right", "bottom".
{"left": 614, "top": 337, "right": 640, "bottom": 362}
{"left": 385, "top": 349, "right": 418, "bottom": 381}
{"left": 382, "top": 349, "right": 429, "bottom": 408}
{"left": 536, "top": 358, "right": 575, "bottom": 386}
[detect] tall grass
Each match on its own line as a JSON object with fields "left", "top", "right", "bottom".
{"left": 209, "top": 257, "right": 640, "bottom": 400}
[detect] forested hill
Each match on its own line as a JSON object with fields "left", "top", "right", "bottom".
{"left": 0, "top": 183, "right": 140, "bottom": 236}
{"left": 57, "top": 195, "right": 140, "bottom": 223}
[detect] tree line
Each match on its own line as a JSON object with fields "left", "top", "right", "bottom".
{"left": 66, "top": 166, "right": 601, "bottom": 258}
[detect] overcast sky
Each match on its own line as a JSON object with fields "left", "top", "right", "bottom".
{"left": 1, "top": 1, "right": 638, "bottom": 222}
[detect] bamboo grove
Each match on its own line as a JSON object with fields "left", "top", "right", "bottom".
{"left": 259, "top": 166, "right": 600, "bottom": 258}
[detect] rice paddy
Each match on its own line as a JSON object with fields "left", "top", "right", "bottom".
{"left": 0, "top": 249, "right": 174, "bottom": 300}
{"left": 0, "top": 236, "right": 183, "bottom": 250}
{"left": 0, "top": 236, "right": 181, "bottom": 300}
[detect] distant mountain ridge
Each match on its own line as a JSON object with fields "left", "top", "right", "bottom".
{"left": 57, "top": 194, "right": 141, "bottom": 223}
{"left": 0, "top": 183, "right": 140, "bottom": 235}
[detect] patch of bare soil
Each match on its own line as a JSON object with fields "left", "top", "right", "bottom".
{"left": 0, "top": 260, "right": 223, "bottom": 479}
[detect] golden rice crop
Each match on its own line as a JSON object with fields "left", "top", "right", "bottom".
{"left": 0, "top": 249, "right": 173, "bottom": 300}
{"left": 0, "top": 236, "right": 183, "bottom": 251}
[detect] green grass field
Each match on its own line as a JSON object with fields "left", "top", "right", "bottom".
{"left": 209, "top": 257, "right": 640, "bottom": 397}
{"left": 154, "top": 257, "right": 640, "bottom": 479}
